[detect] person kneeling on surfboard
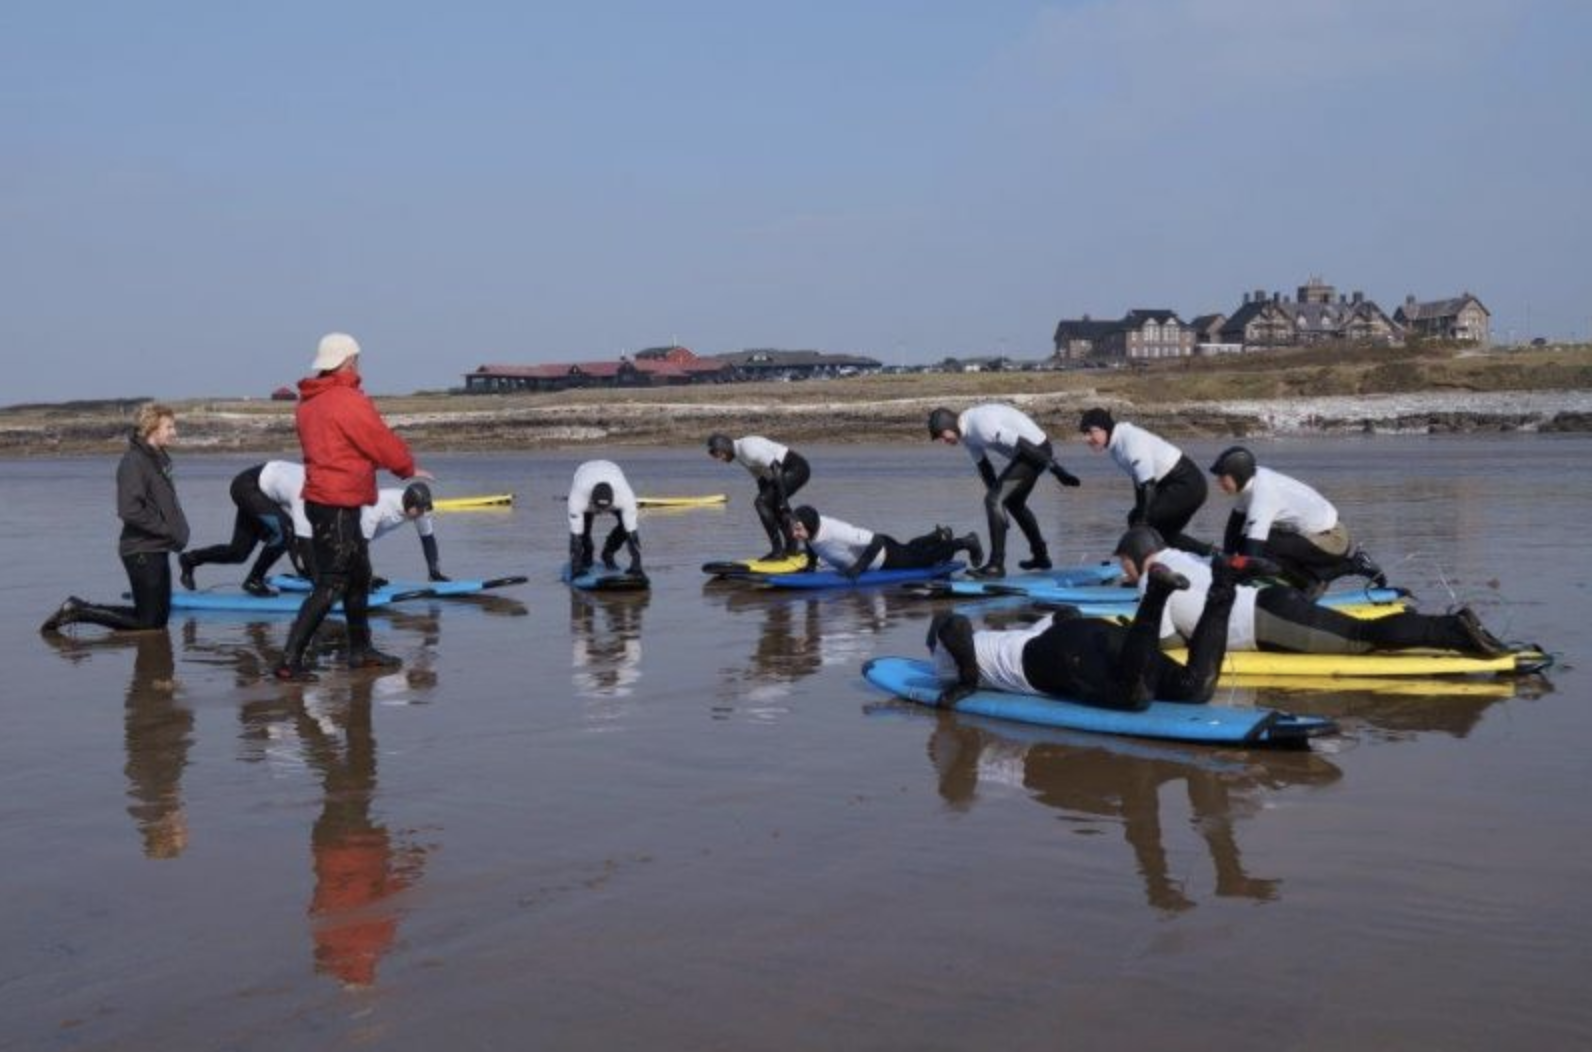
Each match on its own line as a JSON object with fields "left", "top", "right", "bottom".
{"left": 927, "top": 404, "right": 1081, "bottom": 580}
{"left": 1114, "top": 526, "right": 1509, "bottom": 658}
{"left": 707, "top": 433, "right": 810, "bottom": 561}
{"left": 568, "top": 460, "right": 644, "bottom": 578}
{"left": 1210, "top": 446, "right": 1385, "bottom": 597}
{"left": 926, "top": 552, "right": 1263, "bottom": 712}
{"left": 787, "top": 505, "right": 982, "bottom": 580}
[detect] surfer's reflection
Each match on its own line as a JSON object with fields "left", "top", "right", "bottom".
{"left": 570, "top": 588, "right": 650, "bottom": 704}
{"left": 710, "top": 586, "right": 928, "bottom": 701}
{"left": 236, "top": 669, "right": 431, "bottom": 989}
{"left": 923, "top": 716, "right": 1341, "bottom": 913}
{"left": 44, "top": 628, "right": 192, "bottom": 859}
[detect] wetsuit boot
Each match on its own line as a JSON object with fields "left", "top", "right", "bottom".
{"left": 347, "top": 624, "right": 402, "bottom": 670}
{"left": 1019, "top": 543, "right": 1052, "bottom": 572}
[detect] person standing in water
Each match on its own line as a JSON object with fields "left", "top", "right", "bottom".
{"left": 273, "top": 334, "right": 430, "bottom": 682}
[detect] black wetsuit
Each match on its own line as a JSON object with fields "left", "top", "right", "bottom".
{"left": 183, "top": 464, "right": 296, "bottom": 585}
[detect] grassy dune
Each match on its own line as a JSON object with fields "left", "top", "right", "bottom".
{"left": 4, "top": 343, "right": 1590, "bottom": 456}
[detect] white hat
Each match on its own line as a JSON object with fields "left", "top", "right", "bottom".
{"left": 312, "top": 332, "right": 361, "bottom": 373}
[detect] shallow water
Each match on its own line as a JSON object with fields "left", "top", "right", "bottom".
{"left": 2, "top": 436, "right": 1589, "bottom": 1051}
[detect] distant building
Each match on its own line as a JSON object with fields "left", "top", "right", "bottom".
{"left": 462, "top": 345, "right": 727, "bottom": 393}
{"left": 1219, "top": 279, "right": 1401, "bottom": 349}
{"left": 270, "top": 386, "right": 298, "bottom": 401}
{"left": 707, "top": 348, "right": 882, "bottom": 381}
{"left": 1052, "top": 310, "right": 1193, "bottom": 361}
{"left": 1394, "top": 293, "right": 1490, "bottom": 345}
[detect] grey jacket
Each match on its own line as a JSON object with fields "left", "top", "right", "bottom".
{"left": 117, "top": 435, "right": 190, "bottom": 556}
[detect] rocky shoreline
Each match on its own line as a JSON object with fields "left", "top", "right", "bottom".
{"left": 3, "top": 386, "right": 1590, "bottom": 457}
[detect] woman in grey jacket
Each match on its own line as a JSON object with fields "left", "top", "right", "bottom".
{"left": 41, "top": 403, "right": 190, "bottom": 633}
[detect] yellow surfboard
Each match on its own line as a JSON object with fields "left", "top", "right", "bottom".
{"left": 638, "top": 494, "right": 728, "bottom": 508}
{"left": 433, "top": 493, "right": 515, "bottom": 511}
{"left": 702, "top": 553, "right": 809, "bottom": 576}
{"left": 1164, "top": 647, "right": 1549, "bottom": 678}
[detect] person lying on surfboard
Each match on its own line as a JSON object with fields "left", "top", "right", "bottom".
{"left": 1115, "top": 526, "right": 1509, "bottom": 658}
{"left": 567, "top": 460, "right": 644, "bottom": 579}
{"left": 787, "top": 505, "right": 982, "bottom": 580}
{"left": 706, "top": 433, "right": 810, "bottom": 561}
{"left": 926, "top": 552, "right": 1272, "bottom": 712}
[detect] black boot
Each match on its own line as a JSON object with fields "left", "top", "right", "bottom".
{"left": 958, "top": 533, "right": 984, "bottom": 567}
{"left": 242, "top": 575, "right": 279, "bottom": 598}
{"left": 40, "top": 596, "right": 87, "bottom": 634}
{"left": 1019, "top": 545, "right": 1052, "bottom": 572}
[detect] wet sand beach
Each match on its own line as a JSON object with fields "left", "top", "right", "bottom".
{"left": 2, "top": 437, "right": 1589, "bottom": 1050}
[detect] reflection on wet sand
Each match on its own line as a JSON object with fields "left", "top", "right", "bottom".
{"left": 920, "top": 711, "right": 1341, "bottom": 913}
{"left": 569, "top": 588, "right": 650, "bottom": 706}
{"left": 43, "top": 629, "right": 192, "bottom": 859}
{"left": 1235, "top": 673, "right": 1552, "bottom": 740}
{"left": 706, "top": 584, "right": 933, "bottom": 711}
{"left": 237, "top": 670, "right": 431, "bottom": 989}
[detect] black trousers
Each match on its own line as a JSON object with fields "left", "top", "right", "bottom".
{"left": 1254, "top": 587, "right": 1469, "bottom": 653}
{"left": 185, "top": 465, "right": 291, "bottom": 582}
{"left": 1021, "top": 576, "right": 1234, "bottom": 711}
{"left": 985, "top": 442, "right": 1049, "bottom": 563}
{"left": 70, "top": 551, "right": 173, "bottom": 631}
{"left": 1143, "top": 456, "right": 1208, "bottom": 548}
{"left": 879, "top": 531, "right": 957, "bottom": 570}
{"left": 282, "top": 503, "right": 373, "bottom": 662}
{"left": 753, "top": 451, "right": 811, "bottom": 551}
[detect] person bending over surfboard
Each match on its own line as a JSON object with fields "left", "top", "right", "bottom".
{"left": 927, "top": 403, "right": 1081, "bottom": 580}
{"left": 926, "top": 551, "right": 1267, "bottom": 712}
{"left": 41, "top": 402, "right": 190, "bottom": 634}
{"left": 567, "top": 460, "right": 644, "bottom": 578}
{"left": 185, "top": 464, "right": 447, "bottom": 594}
{"left": 179, "top": 461, "right": 307, "bottom": 597}
{"left": 1114, "top": 526, "right": 1508, "bottom": 657}
{"left": 706, "top": 433, "right": 810, "bottom": 561}
{"left": 1209, "top": 446, "right": 1385, "bottom": 598}
{"left": 1078, "top": 408, "right": 1211, "bottom": 555}
{"left": 788, "top": 505, "right": 983, "bottom": 579}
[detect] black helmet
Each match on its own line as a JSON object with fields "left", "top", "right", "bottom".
{"left": 1210, "top": 446, "right": 1257, "bottom": 488}
{"left": 1113, "top": 525, "right": 1166, "bottom": 572}
{"left": 590, "top": 482, "right": 615, "bottom": 511}
{"left": 1079, "top": 407, "right": 1114, "bottom": 435}
{"left": 402, "top": 481, "right": 434, "bottom": 514}
{"left": 707, "top": 433, "right": 735, "bottom": 459}
{"left": 927, "top": 407, "right": 959, "bottom": 439}
{"left": 791, "top": 505, "right": 820, "bottom": 537}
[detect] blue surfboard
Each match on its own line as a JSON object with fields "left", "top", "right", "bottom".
{"left": 862, "top": 656, "right": 1335, "bottom": 746}
{"left": 269, "top": 573, "right": 527, "bottom": 597}
{"left": 167, "top": 587, "right": 420, "bottom": 614}
{"left": 759, "top": 562, "right": 964, "bottom": 590}
{"left": 561, "top": 563, "right": 650, "bottom": 592}
{"left": 937, "top": 562, "right": 1124, "bottom": 596}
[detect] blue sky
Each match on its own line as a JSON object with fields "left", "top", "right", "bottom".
{"left": 3, "top": 0, "right": 1588, "bottom": 401}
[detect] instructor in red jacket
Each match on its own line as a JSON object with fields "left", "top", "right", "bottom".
{"left": 275, "top": 333, "right": 431, "bottom": 682}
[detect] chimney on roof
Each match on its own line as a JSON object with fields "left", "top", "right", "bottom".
{"left": 1082, "top": 313, "right": 1091, "bottom": 321}
{"left": 1352, "top": 290, "right": 1363, "bottom": 304}
{"left": 1242, "top": 292, "right": 1250, "bottom": 305}
{"left": 1254, "top": 288, "right": 1266, "bottom": 302}
{"left": 1272, "top": 291, "right": 1281, "bottom": 304}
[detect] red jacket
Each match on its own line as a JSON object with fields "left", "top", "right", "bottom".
{"left": 296, "top": 371, "right": 416, "bottom": 507}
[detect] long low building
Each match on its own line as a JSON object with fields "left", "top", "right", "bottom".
{"left": 462, "top": 345, "right": 881, "bottom": 393}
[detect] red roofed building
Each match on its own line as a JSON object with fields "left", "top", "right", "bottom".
{"left": 463, "top": 346, "right": 728, "bottom": 393}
